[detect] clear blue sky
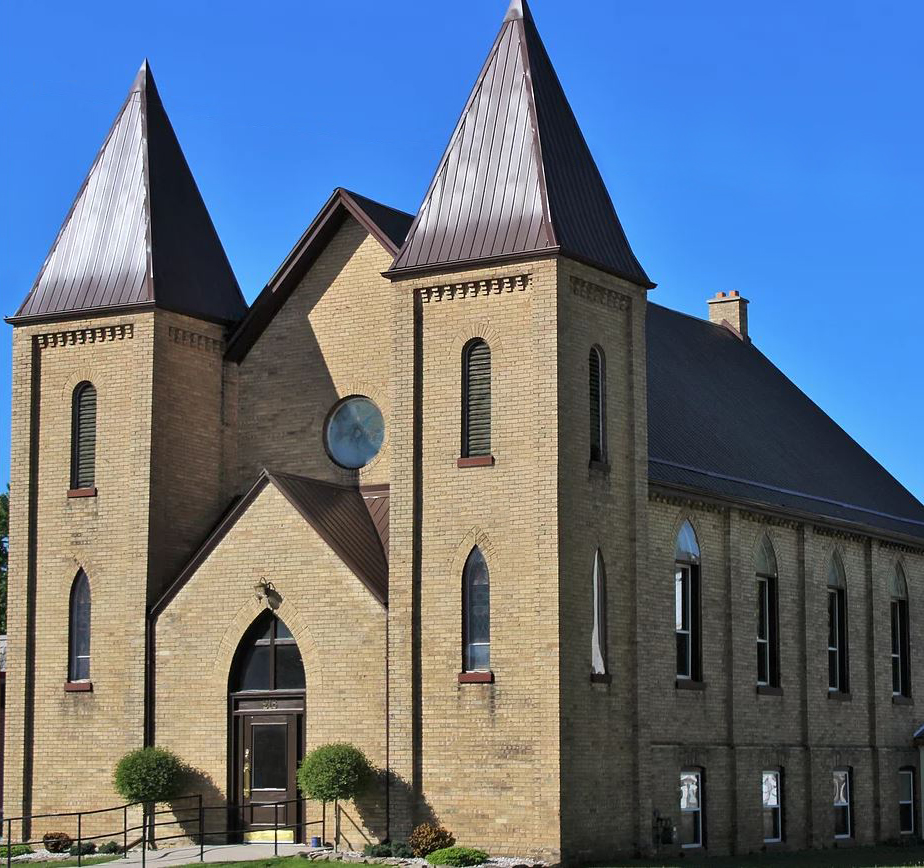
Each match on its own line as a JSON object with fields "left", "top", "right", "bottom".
{"left": 2, "top": 1, "right": 922, "bottom": 500}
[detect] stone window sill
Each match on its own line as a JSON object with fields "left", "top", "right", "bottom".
{"left": 589, "top": 459, "right": 610, "bottom": 474}
{"left": 893, "top": 695, "right": 914, "bottom": 706}
{"left": 458, "top": 671, "right": 494, "bottom": 684}
{"left": 590, "top": 673, "right": 612, "bottom": 684}
{"left": 64, "top": 681, "right": 93, "bottom": 692}
{"left": 67, "top": 487, "right": 97, "bottom": 498}
{"left": 675, "top": 679, "right": 707, "bottom": 691}
{"left": 457, "top": 455, "right": 495, "bottom": 468}
{"left": 827, "top": 690, "right": 852, "bottom": 702}
{"left": 757, "top": 685, "right": 783, "bottom": 696}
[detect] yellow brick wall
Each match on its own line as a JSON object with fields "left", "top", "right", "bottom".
{"left": 387, "top": 259, "right": 562, "bottom": 861}
{"left": 236, "top": 218, "right": 393, "bottom": 493}
{"left": 5, "top": 313, "right": 155, "bottom": 841}
{"left": 154, "top": 483, "right": 387, "bottom": 846}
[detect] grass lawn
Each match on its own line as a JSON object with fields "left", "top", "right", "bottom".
{"left": 605, "top": 844, "right": 924, "bottom": 867}
{"left": 34, "top": 858, "right": 120, "bottom": 868}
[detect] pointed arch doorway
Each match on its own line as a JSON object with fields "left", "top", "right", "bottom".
{"left": 229, "top": 612, "right": 306, "bottom": 842}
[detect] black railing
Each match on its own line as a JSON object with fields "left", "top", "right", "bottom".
{"left": 3, "top": 795, "right": 328, "bottom": 868}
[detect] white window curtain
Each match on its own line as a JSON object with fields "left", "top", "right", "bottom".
{"left": 591, "top": 550, "right": 607, "bottom": 675}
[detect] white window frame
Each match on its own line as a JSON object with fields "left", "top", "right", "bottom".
{"left": 757, "top": 577, "right": 770, "bottom": 687}
{"left": 679, "top": 770, "right": 703, "bottom": 849}
{"left": 828, "top": 589, "right": 841, "bottom": 692}
{"left": 833, "top": 769, "right": 852, "bottom": 840}
{"left": 762, "top": 770, "right": 782, "bottom": 843}
{"left": 899, "top": 768, "right": 915, "bottom": 836}
{"left": 676, "top": 566, "right": 692, "bottom": 680}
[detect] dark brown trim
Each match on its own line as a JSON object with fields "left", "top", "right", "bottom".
{"left": 827, "top": 690, "right": 852, "bottom": 702}
{"left": 457, "top": 455, "right": 495, "bottom": 468}
{"left": 6, "top": 301, "right": 157, "bottom": 327}
{"left": 64, "top": 681, "right": 93, "bottom": 693}
{"left": 757, "top": 685, "right": 783, "bottom": 696}
{"left": 67, "top": 487, "right": 97, "bottom": 498}
{"left": 675, "top": 679, "right": 707, "bottom": 691}
{"left": 458, "top": 671, "right": 494, "bottom": 684}
{"left": 892, "top": 695, "right": 914, "bottom": 706}
{"left": 590, "top": 673, "right": 612, "bottom": 684}
{"left": 387, "top": 247, "right": 560, "bottom": 282}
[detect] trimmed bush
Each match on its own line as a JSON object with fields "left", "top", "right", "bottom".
{"left": 0, "top": 845, "right": 33, "bottom": 858}
{"left": 408, "top": 823, "right": 455, "bottom": 857}
{"left": 296, "top": 743, "right": 372, "bottom": 804}
{"left": 69, "top": 842, "right": 97, "bottom": 857}
{"left": 113, "top": 747, "right": 185, "bottom": 804}
{"left": 98, "top": 842, "right": 123, "bottom": 855}
{"left": 42, "top": 833, "right": 73, "bottom": 853}
{"left": 427, "top": 846, "right": 489, "bottom": 867}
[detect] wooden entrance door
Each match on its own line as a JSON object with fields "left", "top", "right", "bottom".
{"left": 238, "top": 711, "right": 300, "bottom": 841}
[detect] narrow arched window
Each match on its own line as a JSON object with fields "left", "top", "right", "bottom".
{"left": 591, "top": 550, "right": 608, "bottom": 676}
{"left": 675, "top": 520, "right": 702, "bottom": 682}
{"left": 827, "top": 552, "right": 849, "bottom": 694}
{"left": 756, "top": 536, "right": 780, "bottom": 689}
{"left": 589, "top": 346, "right": 606, "bottom": 462}
{"left": 891, "top": 564, "right": 911, "bottom": 698}
{"left": 463, "top": 547, "right": 490, "bottom": 672}
{"left": 461, "top": 340, "right": 491, "bottom": 458}
{"left": 71, "top": 382, "right": 97, "bottom": 490}
{"left": 68, "top": 570, "right": 91, "bottom": 682}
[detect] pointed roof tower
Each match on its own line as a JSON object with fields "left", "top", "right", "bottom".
{"left": 10, "top": 61, "right": 247, "bottom": 325}
{"left": 388, "top": 0, "right": 652, "bottom": 287}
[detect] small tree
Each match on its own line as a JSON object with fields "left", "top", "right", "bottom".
{"left": 297, "top": 743, "right": 372, "bottom": 848}
{"left": 114, "top": 747, "right": 185, "bottom": 847}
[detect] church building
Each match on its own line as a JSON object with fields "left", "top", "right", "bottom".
{"left": 5, "top": 0, "right": 924, "bottom": 862}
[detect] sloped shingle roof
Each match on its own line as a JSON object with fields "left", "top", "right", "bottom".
{"left": 647, "top": 303, "right": 924, "bottom": 542}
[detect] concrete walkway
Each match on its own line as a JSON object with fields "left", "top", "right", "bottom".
{"left": 119, "top": 843, "right": 314, "bottom": 866}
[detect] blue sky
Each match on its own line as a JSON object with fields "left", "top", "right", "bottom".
{"left": 1, "top": 1, "right": 922, "bottom": 500}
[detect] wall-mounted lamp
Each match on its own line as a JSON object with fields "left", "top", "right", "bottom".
{"left": 253, "top": 577, "right": 281, "bottom": 609}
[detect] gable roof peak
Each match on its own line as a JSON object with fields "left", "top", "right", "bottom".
{"left": 388, "top": 0, "right": 653, "bottom": 287}
{"left": 9, "top": 61, "right": 247, "bottom": 326}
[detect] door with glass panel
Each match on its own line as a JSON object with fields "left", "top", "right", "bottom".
{"left": 230, "top": 613, "right": 306, "bottom": 841}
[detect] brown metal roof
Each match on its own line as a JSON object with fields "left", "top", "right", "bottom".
{"left": 388, "top": 0, "right": 653, "bottom": 287}
{"left": 10, "top": 61, "right": 247, "bottom": 325}
{"left": 225, "top": 187, "right": 413, "bottom": 363}
{"left": 152, "top": 470, "right": 388, "bottom": 616}
{"left": 361, "top": 484, "right": 390, "bottom": 559}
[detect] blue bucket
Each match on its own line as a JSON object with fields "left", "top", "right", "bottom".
{"left": 310, "top": 836, "right": 322, "bottom": 848}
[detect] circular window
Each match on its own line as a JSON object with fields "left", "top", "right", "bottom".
{"left": 324, "top": 396, "right": 385, "bottom": 469}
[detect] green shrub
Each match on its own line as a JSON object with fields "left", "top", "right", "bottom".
{"left": 408, "top": 823, "right": 455, "bottom": 857}
{"left": 296, "top": 743, "right": 372, "bottom": 803}
{"left": 426, "top": 846, "right": 489, "bottom": 867}
{"left": 43, "top": 833, "right": 73, "bottom": 853}
{"left": 69, "top": 841, "right": 97, "bottom": 857}
{"left": 0, "top": 845, "right": 33, "bottom": 858}
{"left": 98, "top": 842, "right": 123, "bottom": 855}
{"left": 363, "top": 841, "right": 414, "bottom": 858}
{"left": 113, "top": 747, "right": 185, "bottom": 804}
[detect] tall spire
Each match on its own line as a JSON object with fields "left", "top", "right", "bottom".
{"left": 11, "top": 61, "right": 247, "bottom": 324}
{"left": 388, "top": 0, "right": 653, "bottom": 287}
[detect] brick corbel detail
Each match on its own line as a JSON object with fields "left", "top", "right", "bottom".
{"left": 37, "top": 323, "right": 134, "bottom": 348}
{"left": 420, "top": 273, "right": 531, "bottom": 303}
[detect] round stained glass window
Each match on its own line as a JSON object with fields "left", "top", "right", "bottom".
{"left": 325, "top": 396, "right": 385, "bottom": 469}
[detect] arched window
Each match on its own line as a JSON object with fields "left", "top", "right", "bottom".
{"left": 891, "top": 564, "right": 911, "bottom": 698}
{"left": 462, "top": 547, "right": 490, "bottom": 672}
{"left": 231, "top": 613, "right": 305, "bottom": 692}
{"left": 461, "top": 340, "right": 491, "bottom": 458}
{"left": 591, "top": 550, "right": 608, "bottom": 677}
{"left": 68, "top": 570, "right": 91, "bottom": 682}
{"left": 589, "top": 346, "right": 606, "bottom": 463}
{"left": 71, "top": 382, "right": 97, "bottom": 490}
{"left": 756, "top": 536, "right": 780, "bottom": 689}
{"left": 675, "top": 520, "right": 702, "bottom": 682}
{"left": 827, "top": 552, "right": 849, "bottom": 694}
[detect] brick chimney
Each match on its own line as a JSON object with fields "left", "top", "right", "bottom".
{"left": 708, "top": 290, "right": 749, "bottom": 341}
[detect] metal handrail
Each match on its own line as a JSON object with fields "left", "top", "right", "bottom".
{"left": 3, "top": 794, "right": 331, "bottom": 868}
